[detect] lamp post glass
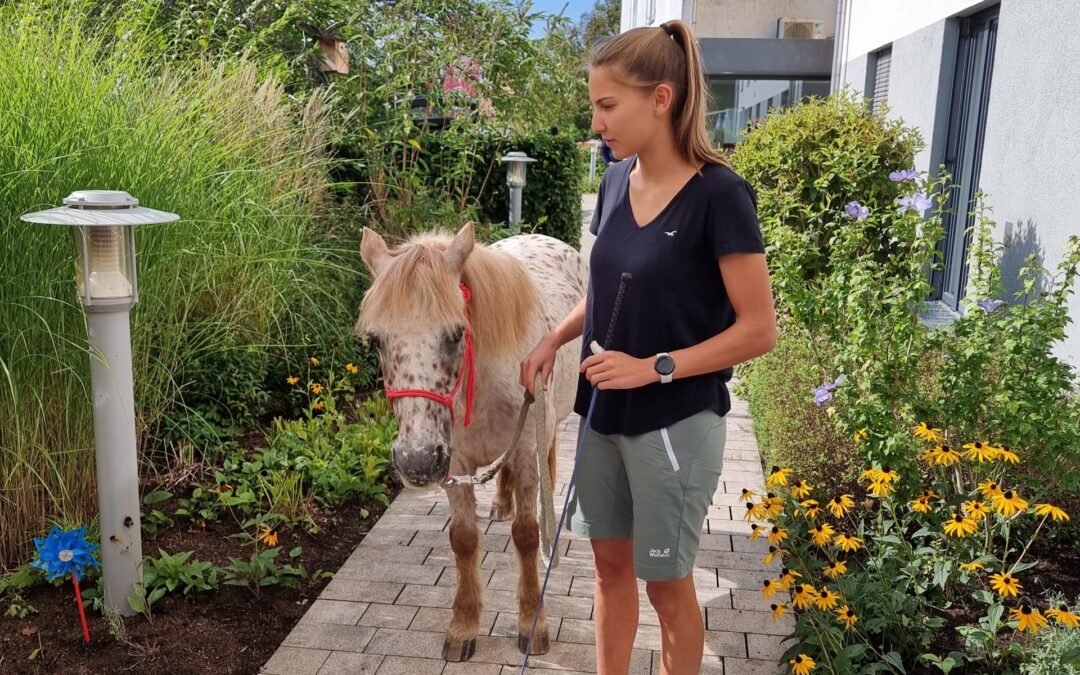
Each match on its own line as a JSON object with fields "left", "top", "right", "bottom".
{"left": 19, "top": 190, "right": 178, "bottom": 616}
{"left": 501, "top": 151, "right": 536, "bottom": 230}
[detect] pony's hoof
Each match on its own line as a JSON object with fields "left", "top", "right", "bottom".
{"left": 489, "top": 505, "right": 513, "bottom": 522}
{"left": 518, "top": 631, "right": 550, "bottom": 655}
{"left": 443, "top": 637, "right": 477, "bottom": 662}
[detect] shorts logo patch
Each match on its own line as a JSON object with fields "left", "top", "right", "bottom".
{"left": 649, "top": 547, "right": 672, "bottom": 558}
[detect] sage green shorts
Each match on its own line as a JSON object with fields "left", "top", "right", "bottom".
{"left": 566, "top": 409, "right": 727, "bottom": 581}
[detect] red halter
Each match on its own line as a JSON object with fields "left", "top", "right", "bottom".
{"left": 383, "top": 283, "right": 476, "bottom": 428}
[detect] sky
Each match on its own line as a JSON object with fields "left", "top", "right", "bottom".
{"left": 526, "top": 0, "right": 598, "bottom": 37}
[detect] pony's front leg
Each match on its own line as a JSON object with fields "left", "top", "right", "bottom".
{"left": 512, "top": 461, "right": 550, "bottom": 655}
{"left": 443, "top": 484, "right": 482, "bottom": 662}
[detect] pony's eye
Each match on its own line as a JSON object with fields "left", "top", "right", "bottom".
{"left": 445, "top": 327, "right": 464, "bottom": 345}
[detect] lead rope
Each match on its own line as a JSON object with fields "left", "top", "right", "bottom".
{"left": 521, "top": 272, "right": 632, "bottom": 673}
{"left": 533, "top": 373, "right": 558, "bottom": 570}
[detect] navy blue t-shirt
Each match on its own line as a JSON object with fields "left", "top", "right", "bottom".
{"left": 574, "top": 156, "right": 765, "bottom": 435}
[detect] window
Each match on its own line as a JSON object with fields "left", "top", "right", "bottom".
{"left": 868, "top": 46, "right": 892, "bottom": 114}
{"left": 646, "top": 0, "right": 656, "bottom": 24}
{"left": 708, "top": 78, "right": 831, "bottom": 146}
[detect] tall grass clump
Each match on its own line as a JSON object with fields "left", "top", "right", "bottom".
{"left": 0, "top": 2, "right": 333, "bottom": 568}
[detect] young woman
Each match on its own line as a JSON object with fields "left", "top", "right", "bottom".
{"left": 519, "top": 19, "right": 777, "bottom": 675}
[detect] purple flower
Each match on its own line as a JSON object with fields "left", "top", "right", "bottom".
{"left": 845, "top": 201, "right": 870, "bottom": 221}
{"left": 813, "top": 385, "right": 833, "bottom": 406}
{"left": 812, "top": 374, "right": 846, "bottom": 406}
{"left": 889, "top": 168, "right": 919, "bottom": 182}
{"left": 977, "top": 299, "right": 1004, "bottom": 312}
{"left": 896, "top": 193, "right": 932, "bottom": 215}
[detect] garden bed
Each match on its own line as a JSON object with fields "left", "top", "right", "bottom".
{"left": 0, "top": 478, "right": 399, "bottom": 674}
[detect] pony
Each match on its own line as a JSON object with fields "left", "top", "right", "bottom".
{"left": 357, "top": 223, "right": 587, "bottom": 661}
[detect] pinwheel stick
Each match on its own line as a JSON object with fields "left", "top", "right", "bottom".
{"left": 71, "top": 573, "right": 91, "bottom": 644}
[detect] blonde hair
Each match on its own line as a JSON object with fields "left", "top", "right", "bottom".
{"left": 590, "top": 20, "right": 728, "bottom": 168}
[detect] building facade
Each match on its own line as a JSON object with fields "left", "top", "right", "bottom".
{"left": 835, "top": 0, "right": 1080, "bottom": 369}
{"left": 621, "top": 0, "right": 838, "bottom": 145}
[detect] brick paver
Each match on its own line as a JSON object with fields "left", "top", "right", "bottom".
{"left": 262, "top": 196, "right": 792, "bottom": 674}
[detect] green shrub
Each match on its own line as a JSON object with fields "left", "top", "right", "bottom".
{"left": 734, "top": 335, "right": 861, "bottom": 498}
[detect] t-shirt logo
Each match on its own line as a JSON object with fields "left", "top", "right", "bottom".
{"left": 664, "top": 230, "right": 677, "bottom": 237}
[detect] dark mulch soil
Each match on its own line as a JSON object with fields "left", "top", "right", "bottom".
{"left": 0, "top": 480, "right": 401, "bottom": 675}
{"left": 910, "top": 539, "right": 1080, "bottom": 674}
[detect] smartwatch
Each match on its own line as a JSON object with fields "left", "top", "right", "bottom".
{"left": 654, "top": 353, "right": 676, "bottom": 384}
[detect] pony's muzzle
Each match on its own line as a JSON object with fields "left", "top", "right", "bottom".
{"left": 393, "top": 441, "right": 451, "bottom": 488}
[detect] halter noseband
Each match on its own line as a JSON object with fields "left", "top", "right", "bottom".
{"left": 383, "top": 283, "right": 476, "bottom": 427}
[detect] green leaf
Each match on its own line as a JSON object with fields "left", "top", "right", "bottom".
{"left": 883, "top": 651, "right": 906, "bottom": 673}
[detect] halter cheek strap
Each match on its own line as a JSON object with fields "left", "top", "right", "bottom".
{"left": 383, "top": 283, "right": 476, "bottom": 427}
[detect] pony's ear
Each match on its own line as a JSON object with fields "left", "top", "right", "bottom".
{"left": 444, "top": 222, "right": 475, "bottom": 274}
{"left": 360, "top": 227, "right": 391, "bottom": 277}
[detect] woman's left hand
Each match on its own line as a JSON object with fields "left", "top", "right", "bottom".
{"left": 580, "top": 351, "right": 657, "bottom": 390}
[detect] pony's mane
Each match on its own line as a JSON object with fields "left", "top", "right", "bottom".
{"left": 358, "top": 232, "right": 539, "bottom": 357}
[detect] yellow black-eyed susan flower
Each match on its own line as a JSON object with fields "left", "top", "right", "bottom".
{"left": 827, "top": 494, "right": 855, "bottom": 519}
{"left": 978, "top": 479, "right": 1003, "bottom": 499}
{"left": 313, "top": 400, "right": 325, "bottom": 411}
{"left": 867, "top": 479, "right": 894, "bottom": 498}
{"left": 963, "top": 500, "right": 990, "bottom": 521}
{"left": 962, "top": 441, "right": 999, "bottom": 463}
{"left": 766, "top": 466, "right": 794, "bottom": 488}
{"left": 996, "top": 445, "right": 1020, "bottom": 464}
{"left": 286, "top": 376, "right": 299, "bottom": 386}
{"left": 790, "top": 654, "right": 816, "bottom": 674}
{"left": 990, "top": 572, "right": 1022, "bottom": 598}
{"left": 992, "top": 490, "right": 1029, "bottom": 518}
{"left": 771, "top": 602, "right": 788, "bottom": 621}
{"left": 836, "top": 606, "right": 858, "bottom": 630}
{"left": 1010, "top": 605, "right": 1048, "bottom": 633}
{"left": 749, "top": 524, "right": 765, "bottom": 540}
{"left": 853, "top": 427, "right": 869, "bottom": 443}
{"left": 919, "top": 489, "right": 940, "bottom": 501}
{"left": 959, "top": 561, "right": 985, "bottom": 573}
{"left": 798, "top": 499, "right": 821, "bottom": 520}
{"left": 309, "top": 356, "right": 320, "bottom": 366}
{"left": 929, "top": 446, "right": 961, "bottom": 466}
{"left": 764, "top": 546, "right": 786, "bottom": 566}
{"left": 943, "top": 512, "right": 978, "bottom": 538}
{"left": 815, "top": 589, "right": 841, "bottom": 610}
{"left": 823, "top": 560, "right": 848, "bottom": 579}
{"left": 1033, "top": 503, "right": 1070, "bottom": 522}
{"left": 761, "top": 579, "right": 780, "bottom": 599}
{"left": 791, "top": 481, "right": 812, "bottom": 499}
{"left": 311, "top": 382, "right": 324, "bottom": 394}
{"left": 1046, "top": 605, "right": 1080, "bottom": 628}
{"left": 258, "top": 525, "right": 279, "bottom": 547}
{"left": 911, "top": 497, "right": 933, "bottom": 514}
{"left": 914, "top": 422, "right": 944, "bottom": 443}
{"left": 739, "top": 488, "right": 756, "bottom": 503}
{"left": 810, "top": 523, "right": 836, "bottom": 547}
{"left": 346, "top": 362, "right": 359, "bottom": 374}
{"left": 779, "top": 568, "right": 801, "bottom": 590}
{"left": 791, "top": 584, "right": 818, "bottom": 609}
{"left": 834, "top": 534, "right": 863, "bottom": 553}
{"left": 744, "top": 501, "right": 766, "bottom": 522}
{"left": 768, "top": 527, "right": 789, "bottom": 546}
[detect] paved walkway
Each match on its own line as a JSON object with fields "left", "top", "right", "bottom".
{"left": 261, "top": 197, "right": 792, "bottom": 675}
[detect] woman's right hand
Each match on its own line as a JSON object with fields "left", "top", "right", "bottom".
{"left": 520, "top": 333, "right": 560, "bottom": 395}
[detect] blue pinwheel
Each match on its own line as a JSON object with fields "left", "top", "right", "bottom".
{"left": 30, "top": 525, "right": 100, "bottom": 643}
{"left": 31, "top": 525, "right": 100, "bottom": 582}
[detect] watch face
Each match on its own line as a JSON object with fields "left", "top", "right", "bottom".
{"left": 656, "top": 355, "right": 675, "bottom": 376}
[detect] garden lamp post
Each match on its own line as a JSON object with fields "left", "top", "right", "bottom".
{"left": 21, "top": 190, "right": 178, "bottom": 616}
{"left": 501, "top": 151, "right": 536, "bottom": 232}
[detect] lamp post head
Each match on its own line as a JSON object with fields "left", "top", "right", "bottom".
{"left": 20, "top": 190, "right": 178, "bottom": 310}
{"left": 501, "top": 151, "right": 536, "bottom": 189}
